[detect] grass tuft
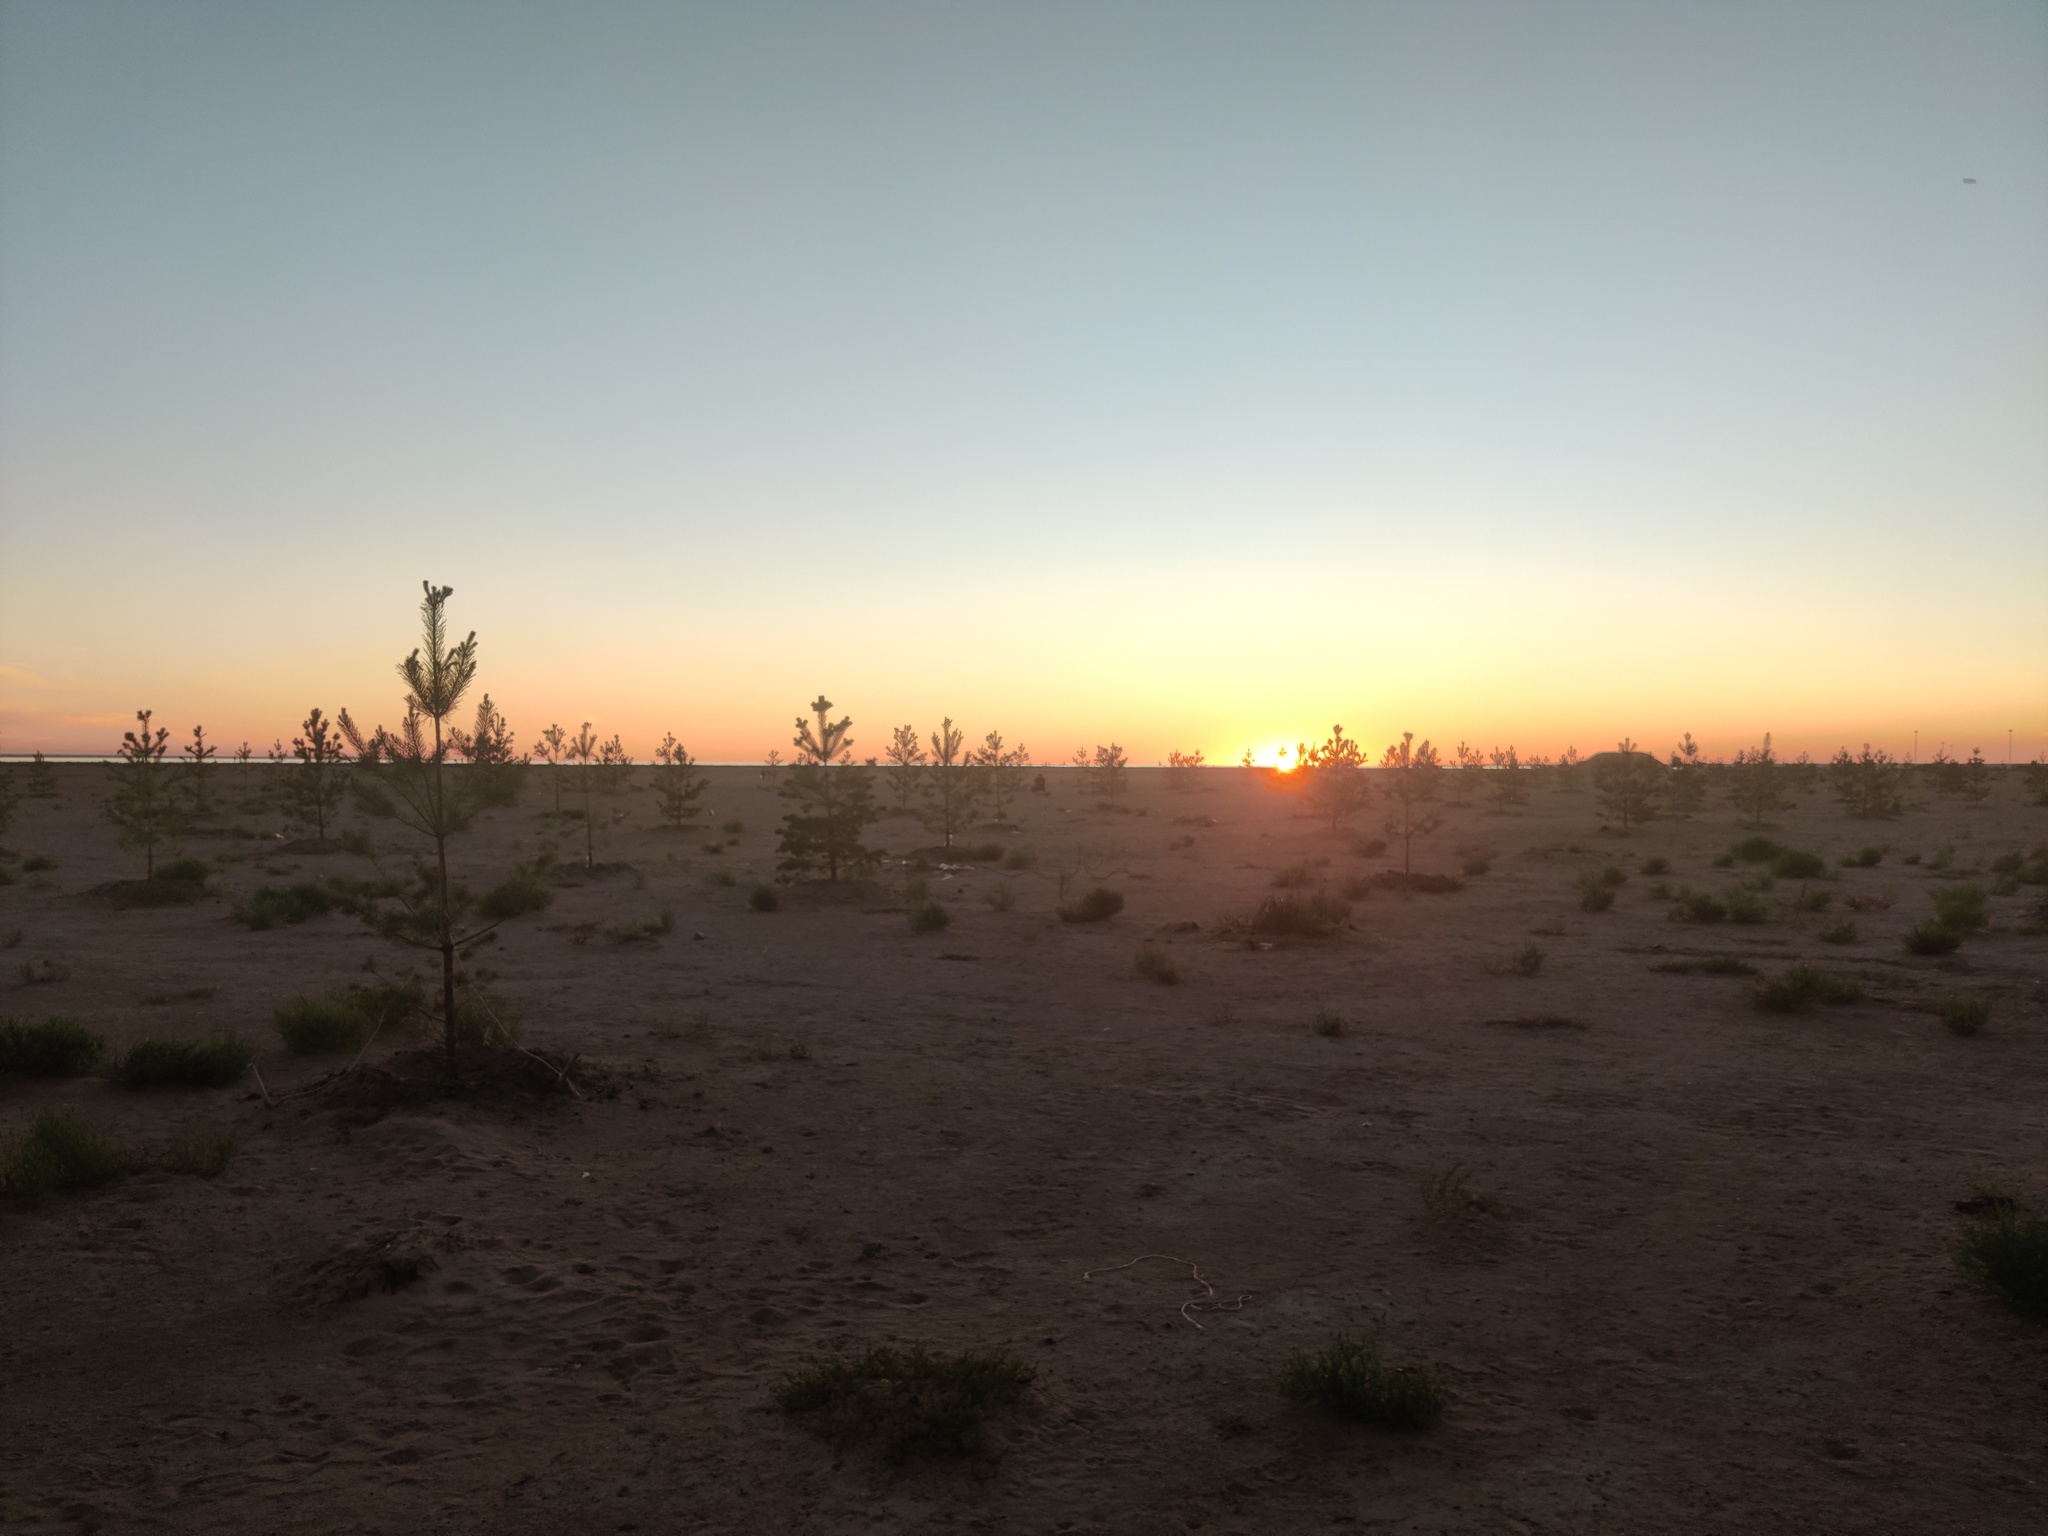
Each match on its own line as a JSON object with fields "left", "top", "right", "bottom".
{"left": 1277, "top": 1333, "right": 1444, "bottom": 1431}
{"left": 234, "top": 881, "right": 336, "bottom": 929}
{"left": 1937, "top": 996, "right": 1990, "bottom": 1036}
{"left": 909, "top": 899, "right": 952, "bottom": 933}
{"left": 275, "top": 982, "right": 418, "bottom": 1054}
{"left": 1652, "top": 956, "right": 1755, "bottom": 976}
{"left": 1841, "top": 846, "right": 1884, "bottom": 868}
{"left": 777, "top": 1346, "right": 1035, "bottom": 1462}
{"left": 1770, "top": 849, "right": 1827, "bottom": 880}
{"left": 1135, "top": 945, "right": 1181, "bottom": 985}
{"left": 1, "top": 1105, "right": 130, "bottom": 1205}
{"left": 1818, "top": 921, "right": 1858, "bottom": 945}
{"left": 1311, "top": 1009, "right": 1345, "bottom": 1038}
{"left": 112, "top": 1034, "right": 252, "bottom": 1089}
{"left": 1243, "top": 891, "right": 1349, "bottom": 937}
{"left": 478, "top": 870, "right": 553, "bottom": 920}
{"left": 748, "top": 884, "right": 779, "bottom": 913}
{"left": 1640, "top": 856, "right": 1670, "bottom": 876}
{"left": 0, "top": 1017, "right": 106, "bottom": 1077}
{"left": 1956, "top": 1199, "right": 2048, "bottom": 1319}
{"left": 1752, "top": 966, "right": 1864, "bottom": 1013}
{"left": 1058, "top": 886, "right": 1125, "bottom": 924}
{"left": 1930, "top": 885, "right": 1988, "bottom": 934}
{"left": 1271, "top": 863, "right": 1314, "bottom": 888}
{"left": 1904, "top": 921, "right": 1960, "bottom": 956}
{"left": 1731, "top": 836, "right": 1782, "bottom": 863}
{"left": 163, "top": 1121, "right": 240, "bottom": 1178}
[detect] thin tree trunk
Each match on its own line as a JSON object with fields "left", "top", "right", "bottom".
{"left": 433, "top": 716, "right": 456, "bottom": 1074}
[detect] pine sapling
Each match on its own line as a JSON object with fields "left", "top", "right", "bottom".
{"left": 180, "top": 726, "right": 217, "bottom": 819}
{"left": 1302, "top": 725, "right": 1370, "bottom": 829}
{"left": 106, "top": 710, "right": 183, "bottom": 878}
{"left": 283, "top": 708, "right": 351, "bottom": 841}
{"left": 25, "top": 751, "right": 58, "bottom": 799}
{"left": 458, "top": 694, "right": 524, "bottom": 809}
{"left": 777, "top": 695, "right": 880, "bottom": 882}
{"left": 972, "top": 730, "right": 1031, "bottom": 821}
{"left": 1592, "top": 738, "right": 1662, "bottom": 832}
{"left": 1379, "top": 731, "right": 1443, "bottom": 876}
{"left": 532, "top": 723, "right": 569, "bottom": 816}
{"left": 653, "top": 733, "right": 708, "bottom": 831}
{"left": 884, "top": 724, "right": 927, "bottom": 813}
{"left": 921, "top": 718, "right": 980, "bottom": 849}
{"left": 1729, "top": 734, "right": 1792, "bottom": 826}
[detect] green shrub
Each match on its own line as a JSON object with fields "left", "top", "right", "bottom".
{"left": 1311, "top": 1009, "right": 1345, "bottom": 1038}
{"left": 909, "top": 899, "right": 951, "bottom": 933}
{"left": 748, "top": 884, "right": 779, "bottom": 912}
{"left": 1271, "top": 863, "right": 1314, "bottom": 888}
{"left": 21, "top": 854, "right": 57, "bottom": 873}
{"left": 1459, "top": 854, "right": 1492, "bottom": 877}
{"left": 1506, "top": 943, "right": 1544, "bottom": 977}
{"left": 777, "top": 1346, "right": 1035, "bottom": 1461}
{"left": 1000, "top": 848, "right": 1036, "bottom": 871}
{"left": 1753, "top": 966, "right": 1864, "bottom": 1013}
{"left": 1931, "top": 885, "right": 1988, "bottom": 934}
{"left": 234, "top": 881, "right": 335, "bottom": 930}
{"left": 1795, "top": 889, "right": 1831, "bottom": 911}
{"left": 1819, "top": 921, "right": 1858, "bottom": 944}
{"left": 1577, "top": 872, "right": 1615, "bottom": 912}
{"left": 985, "top": 884, "right": 1016, "bottom": 912}
{"left": 112, "top": 1035, "right": 252, "bottom": 1088}
{"left": 1905, "top": 922, "right": 1960, "bottom": 955}
{"left": 1058, "top": 887, "right": 1125, "bottom": 924}
{"left": 163, "top": 1121, "right": 240, "bottom": 1178}
{"left": 478, "top": 870, "right": 553, "bottom": 920}
{"left": 1771, "top": 849, "right": 1827, "bottom": 880}
{"left": 1135, "top": 946, "right": 1180, "bottom": 985}
{"left": 1353, "top": 837, "right": 1388, "bottom": 858}
{"left": 0, "top": 1017, "right": 106, "bottom": 1077}
{"left": 1370, "top": 871, "right": 1463, "bottom": 894}
{"left": 1726, "top": 889, "right": 1769, "bottom": 924}
{"left": 1956, "top": 1201, "right": 2048, "bottom": 1319}
{"left": 274, "top": 982, "right": 416, "bottom": 1054}
{"left": 958, "top": 842, "right": 1005, "bottom": 862}
{"left": 722, "top": 820, "right": 745, "bottom": 834}
{"left": 1938, "top": 996, "right": 1990, "bottom": 1036}
{"left": 1842, "top": 846, "right": 1884, "bottom": 868}
{"left": 1, "top": 1104, "right": 131, "bottom": 1205}
{"left": 709, "top": 869, "right": 737, "bottom": 887}
{"left": 607, "top": 909, "right": 676, "bottom": 942}
{"left": 1640, "top": 856, "right": 1670, "bottom": 876}
{"left": 1731, "top": 836, "right": 1782, "bottom": 863}
{"left": 1278, "top": 1333, "right": 1443, "bottom": 1431}
{"left": 1244, "top": 891, "right": 1348, "bottom": 936}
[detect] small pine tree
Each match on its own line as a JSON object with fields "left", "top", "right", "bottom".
{"left": 25, "top": 750, "right": 58, "bottom": 799}
{"left": 0, "top": 752, "right": 18, "bottom": 839}
{"left": 1830, "top": 744, "right": 1905, "bottom": 819}
{"left": 1302, "top": 725, "right": 1370, "bottom": 829}
{"left": 564, "top": 724, "right": 631, "bottom": 868}
{"left": 1380, "top": 732, "right": 1443, "bottom": 875}
{"left": 1665, "top": 732, "right": 1707, "bottom": 816}
{"left": 1488, "top": 745, "right": 1528, "bottom": 811}
{"left": 921, "top": 717, "right": 980, "bottom": 849}
{"left": 339, "top": 582, "right": 537, "bottom": 1070}
{"left": 180, "top": 726, "right": 218, "bottom": 819}
{"left": 653, "top": 733, "right": 708, "bottom": 830}
{"left": 1081, "top": 744, "right": 1129, "bottom": 801}
{"left": 777, "top": 695, "right": 879, "bottom": 882}
{"left": 458, "top": 694, "right": 524, "bottom": 809}
{"left": 1592, "top": 738, "right": 1662, "bottom": 832}
{"left": 532, "top": 724, "right": 570, "bottom": 817}
{"left": 1555, "top": 744, "right": 1583, "bottom": 790}
{"left": 1166, "top": 749, "right": 1206, "bottom": 792}
{"left": 1729, "top": 734, "right": 1791, "bottom": 827}
{"left": 972, "top": 730, "right": 1030, "bottom": 821}
{"left": 1448, "top": 743, "right": 1485, "bottom": 805}
{"left": 884, "top": 724, "right": 927, "bottom": 813}
{"left": 282, "top": 708, "right": 351, "bottom": 841}
{"left": 106, "top": 709, "right": 183, "bottom": 877}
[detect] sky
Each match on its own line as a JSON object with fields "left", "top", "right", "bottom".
{"left": 2, "top": 0, "right": 2043, "bottom": 766}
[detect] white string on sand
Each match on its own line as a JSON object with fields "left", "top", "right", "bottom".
{"left": 1083, "top": 1253, "right": 1250, "bottom": 1330}
{"left": 249, "top": 1062, "right": 275, "bottom": 1108}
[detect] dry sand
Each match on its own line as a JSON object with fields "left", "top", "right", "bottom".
{"left": 2, "top": 762, "right": 2043, "bottom": 1534}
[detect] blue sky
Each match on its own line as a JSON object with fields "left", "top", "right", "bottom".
{"left": 2, "top": 1, "right": 2043, "bottom": 761}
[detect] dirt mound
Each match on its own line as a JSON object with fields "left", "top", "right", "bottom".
{"left": 306, "top": 1045, "right": 622, "bottom": 1123}
{"left": 278, "top": 1227, "right": 451, "bottom": 1312}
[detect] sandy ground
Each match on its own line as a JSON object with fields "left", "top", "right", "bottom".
{"left": 1, "top": 761, "right": 2043, "bottom": 1535}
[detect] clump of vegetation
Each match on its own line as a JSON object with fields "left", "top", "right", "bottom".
{"left": 112, "top": 1035, "right": 253, "bottom": 1088}
{"left": 1831, "top": 744, "right": 1905, "bottom": 819}
{"left": 1669, "top": 888, "right": 1728, "bottom": 924}
{"left": 21, "top": 854, "right": 56, "bottom": 873}
{"left": 1499, "top": 943, "right": 1544, "bottom": 977}
{"left": 1640, "top": 856, "right": 1670, "bottom": 876}
{"left": 607, "top": 909, "right": 676, "bottom": 943}
{"left": 1277, "top": 1333, "right": 1444, "bottom": 1431}
{"left": 1078, "top": 743, "right": 1131, "bottom": 802}
{"left": 1135, "top": 946, "right": 1181, "bottom": 985}
{"left": 1592, "top": 739, "right": 1663, "bottom": 831}
{"left": 281, "top": 708, "right": 352, "bottom": 840}
{"left": 778, "top": 696, "right": 882, "bottom": 882}
{"left": 1577, "top": 869, "right": 1619, "bottom": 912}
{"left": 1931, "top": 884, "right": 1989, "bottom": 934}
{"left": 1725, "top": 889, "right": 1769, "bottom": 924}
{"left": 275, "top": 982, "right": 417, "bottom": 1054}
{"left": 1728, "top": 736, "right": 1792, "bottom": 827}
{"left": 1311, "top": 1009, "right": 1345, "bottom": 1038}
{"left": 984, "top": 884, "right": 1016, "bottom": 912}
{"left": 1819, "top": 921, "right": 1858, "bottom": 944}
{"left": 920, "top": 718, "right": 981, "bottom": 849}
{"left": 1242, "top": 890, "right": 1349, "bottom": 937}
{"left": 1058, "top": 886, "right": 1125, "bottom": 924}
{"left": 1771, "top": 849, "right": 1827, "bottom": 880}
{"left": 1937, "top": 996, "right": 1990, "bottom": 1036}
{"left": 1730, "top": 836, "right": 1781, "bottom": 863}
{"left": 748, "top": 884, "right": 779, "bottom": 913}
{"left": 1420, "top": 1163, "right": 1504, "bottom": 1225}
{"left": 163, "top": 1121, "right": 240, "bottom": 1178}
{"left": 105, "top": 709, "right": 185, "bottom": 877}
{"left": 1299, "top": 725, "right": 1372, "bottom": 829}
{"left": 477, "top": 867, "right": 553, "bottom": 920}
{"left": 1842, "top": 846, "right": 1885, "bottom": 868}
{"left": 1955, "top": 1198, "right": 2048, "bottom": 1319}
{"left": 1379, "top": 732, "right": 1444, "bottom": 875}
{"left": 0, "top": 1017, "right": 106, "bottom": 1077}
{"left": 1651, "top": 956, "right": 1754, "bottom": 975}
{"left": 652, "top": 733, "right": 709, "bottom": 831}
{"left": 776, "top": 1346, "right": 1035, "bottom": 1462}
{"left": 1000, "top": 847, "right": 1036, "bottom": 871}
{"left": 1, "top": 1105, "right": 131, "bottom": 1206}
{"left": 1271, "top": 863, "right": 1314, "bottom": 888}
{"left": 1752, "top": 967, "right": 1864, "bottom": 1013}
{"left": 1905, "top": 921, "right": 1961, "bottom": 955}
{"left": 16, "top": 958, "right": 70, "bottom": 985}
{"left": 972, "top": 729, "right": 1032, "bottom": 821}
{"left": 909, "top": 898, "right": 952, "bottom": 933}
{"left": 234, "top": 880, "right": 338, "bottom": 929}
